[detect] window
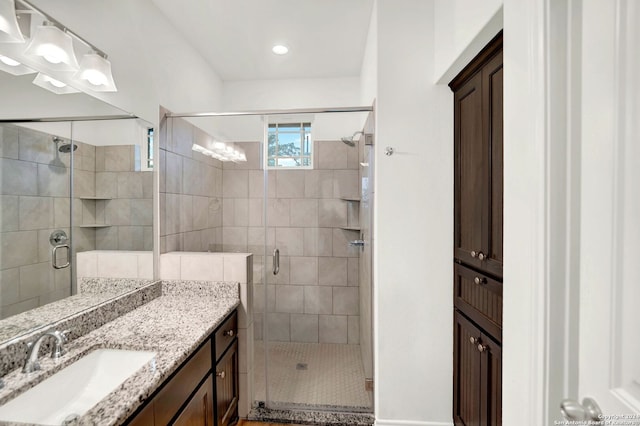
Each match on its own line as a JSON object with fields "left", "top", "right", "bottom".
{"left": 267, "top": 122, "right": 312, "bottom": 168}
{"left": 147, "top": 128, "right": 154, "bottom": 168}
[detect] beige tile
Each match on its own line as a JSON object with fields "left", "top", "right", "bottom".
{"left": 179, "top": 194, "right": 193, "bottom": 233}
{"left": 0, "top": 195, "right": 19, "bottom": 231}
{"left": 304, "top": 170, "right": 334, "bottom": 199}
{"left": 95, "top": 227, "right": 118, "bottom": 250}
{"left": 224, "top": 254, "right": 249, "bottom": 283}
{"left": 303, "top": 228, "right": 333, "bottom": 257}
{"left": 222, "top": 227, "right": 248, "bottom": 252}
{"left": 319, "top": 257, "right": 348, "bottom": 286}
{"left": 267, "top": 312, "right": 290, "bottom": 341}
{"left": 223, "top": 170, "right": 249, "bottom": 198}
{"left": 82, "top": 199, "right": 97, "bottom": 224}
{"left": 253, "top": 284, "right": 276, "bottom": 313}
{"left": 303, "top": 286, "right": 332, "bottom": 314}
{"left": 1, "top": 158, "right": 38, "bottom": 196}
{"left": 267, "top": 253, "right": 290, "bottom": 285}
{"left": 95, "top": 172, "right": 117, "bottom": 198}
{"left": 348, "top": 258, "right": 360, "bottom": 286}
{"left": 248, "top": 226, "right": 275, "bottom": 254}
{"left": 318, "top": 199, "right": 347, "bottom": 227}
{"left": 137, "top": 253, "right": 153, "bottom": 279}
{"left": 248, "top": 198, "right": 263, "bottom": 226}
{"left": 238, "top": 282, "right": 253, "bottom": 328}
{"left": 192, "top": 196, "right": 209, "bottom": 230}
{"left": 0, "top": 125, "right": 19, "bottom": 159}
{"left": 290, "top": 314, "right": 319, "bottom": 343}
{"left": 19, "top": 196, "right": 53, "bottom": 230}
{"left": 130, "top": 199, "right": 153, "bottom": 226}
{"left": 170, "top": 117, "right": 194, "bottom": 158}
{"left": 18, "top": 128, "right": 54, "bottom": 164}
{"left": 53, "top": 197, "right": 70, "bottom": 228}
{"left": 0, "top": 268, "right": 20, "bottom": 306}
{"left": 76, "top": 251, "right": 98, "bottom": 279}
{"left": 333, "top": 229, "right": 361, "bottom": 258}
{"left": 96, "top": 252, "right": 138, "bottom": 278}
{"left": 19, "top": 262, "right": 53, "bottom": 300}
{"left": 289, "top": 257, "right": 318, "bottom": 285}
{"left": 118, "top": 226, "right": 146, "bottom": 250}
{"left": 183, "top": 230, "right": 203, "bottom": 251}
{"left": 37, "top": 164, "right": 68, "bottom": 197}
{"left": 165, "top": 151, "right": 183, "bottom": 194}
{"left": 348, "top": 316, "right": 360, "bottom": 344}
{"left": 290, "top": 199, "right": 318, "bottom": 228}
{"left": 249, "top": 170, "right": 274, "bottom": 199}
{"left": 104, "top": 146, "right": 132, "bottom": 172}
{"left": 105, "top": 199, "right": 131, "bottom": 226}
{"left": 142, "top": 171, "right": 153, "bottom": 199}
{"left": 74, "top": 227, "right": 95, "bottom": 253}
{"left": 317, "top": 140, "right": 349, "bottom": 170}
{"left": 333, "top": 170, "right": 359, "bottom": 199}
{"left": 53, "top": 266, "right": 71, "bottom": 293}
{"left": 333, "top": 287, "right": 359, "bottom": 315}
{"left": 118, "top": 172, "right": 144, "bottom": 198}
{"left": 267, "top": 199, "right": 290, "bottom": 227}
{"left": 276, "top": 170, "right": 305, "bottom": 198}
{"left": 180, "top": 254, "right": 224, "bottom": 281}
{"left": 319, "top": 315, "right": 348, "bottom": 344}
{"left": 182, "top": 157, "right": 203, "bottom": 196}
{"left": 73, "top": 169, "right": 95, "bottom": 198}
{"left": 160, "top": 253, "right": 181, "bottom": 279}
{"left": 275, "top": 227, "right": 303, "bottom": 256}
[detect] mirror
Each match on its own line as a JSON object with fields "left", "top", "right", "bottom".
{"left": 0, "top": 68, "right": 156, "bottom": 343}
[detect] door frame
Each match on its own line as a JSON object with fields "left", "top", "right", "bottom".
{"left": 503, "top": 0, "right": 639, "bottom": 424}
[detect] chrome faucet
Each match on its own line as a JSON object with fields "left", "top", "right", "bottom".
{"left": 23, "top": 330, "right": 68, "bottom": 373}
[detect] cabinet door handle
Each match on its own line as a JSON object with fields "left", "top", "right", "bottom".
{"left": 477, "top": 343, "right": 489, "bottom": 353}
{"left": 223, "top": 329, "right": 234, "bottom": 337}
{"left": 477, "top": 252, "right": 487, "bottom": 261}
{"left": 469, "top": 336, "right": 479, "bottom": 345}
{"left": 470, "top": 250, "right": 477, "bottom": 258}
{"left": 473, "top": 276, "right": 487, "bottom": 285}
{"left": 216, "top": 370, "right": 226, "bottom": 379}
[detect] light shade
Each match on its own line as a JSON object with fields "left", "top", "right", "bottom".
{"left": 0, "top": 0, "right": 24, "bottom": 43}
{"left": 33, "top": 72, "right": 80, "bottom": 94}
{"left": 74, "top": 53, "right": 116, "bottom": 92}
{"left": 25, "top": 24, "right": 79, "bottom": 70}
{"left": 0, "top": 54, "right": 35, "bottom": 75}
{"left": 272, "top": 44, "right": 289, "bottom": 55}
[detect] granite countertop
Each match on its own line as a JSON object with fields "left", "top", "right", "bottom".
{"left": 0, "top": 281, "right": 239, "bottom": 426}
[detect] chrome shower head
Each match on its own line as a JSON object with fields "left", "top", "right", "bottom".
{"left": 53, "top": 136, "right": 77, "bottom": 153}
{"left": 341, "top": 130, "right": 364, "bottom": 147}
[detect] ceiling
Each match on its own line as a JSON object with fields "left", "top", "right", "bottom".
{"left": 151, "top": 0, "right": 374, "bottom": 81}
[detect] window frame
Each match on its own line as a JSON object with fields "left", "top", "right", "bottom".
{"left": 265, "top": 121, "right": 313, "bottom": 170}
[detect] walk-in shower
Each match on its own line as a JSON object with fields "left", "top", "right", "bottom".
{"left": 162, "top": 106, "right": 375, "bottom": 420}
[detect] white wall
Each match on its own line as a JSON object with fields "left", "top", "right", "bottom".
{"left": 29, "top": 0, "right": 224, "bottom": 126}
{"left": 373, "top": 1, "right": 453, "bottom": 424}
{"left": 360, "top": 2, "right": 378, "bottom": 107}
{"left": 434, "top": 0, "right": 503, "bottom": 83}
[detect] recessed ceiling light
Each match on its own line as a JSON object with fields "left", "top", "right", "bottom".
{"left": 272, "top": 45, "right": 289, "bottom": 55}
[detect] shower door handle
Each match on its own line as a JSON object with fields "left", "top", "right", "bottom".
{"left": 273, "top": 248, "right": 280, "bottom": 275}
{"left": 52, "top": 244, "right": 70, "bottom": 269}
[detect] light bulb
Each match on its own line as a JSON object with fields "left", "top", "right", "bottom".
{"left": 213, "top": 141, "right": 226, "bottom": 152}
{"left": 272, "top": 45, "right": 289, "bottom": 55}
{"left": 43, "top": 75, "right": 66, "bottom": 88}
{"left": 40, "top": 44, "right": 66, "bottom": 64}
{"left": 84, "top": 70, "right": 106, "bottom": 86}
{"left": 0, "top": 55, "right": 19, "bottom": 66}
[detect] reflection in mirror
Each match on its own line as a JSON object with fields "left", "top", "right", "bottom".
{"left": 0, "top": 117, "right": 155, "bottom": 342}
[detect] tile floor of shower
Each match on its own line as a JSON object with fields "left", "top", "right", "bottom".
{"left": 253, "top": 341, "right": 372, "bottom": 413}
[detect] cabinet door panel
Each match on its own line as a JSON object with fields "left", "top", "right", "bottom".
{"left": 455, "top": 71, "right": 487, "bottom": 270}
{"left": 173, "top": 375, "right": 214, "bottom": 426}
{"left": 483, "top": 50, "right": 504, "bottom": 278}
{"left": 480, "top": 333, "right": 502, "bottom": 426}
{"left": 216, "top": 340, "right": 238, "bottom": 426}
{"left": 454, "top": 311, "right": 483, "bottom": 426}
{"left": 454, "top": 264, "right": 502, "bottom": 342}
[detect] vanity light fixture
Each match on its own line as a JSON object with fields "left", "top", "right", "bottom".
{"left": 192, "top": 142, "right": 246, "bottom": 162}
{"left": 0, "top": 53, "right": 34, "bottom": 75}
{"left": 74, "top": 52, "right": 116, "bottom": 92}
{"left": 32, "top": 72, "right": 80, "bottom": 94}
{"left": 272, "top": 44, "right": 289, "bottom": 55}
{"left": 0, "top": 0, "right": 24, "bottom": 43}
{"left": 24, "top": 22, "right": 79, "bottom": 70}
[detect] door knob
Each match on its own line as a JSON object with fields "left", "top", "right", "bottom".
{"left": 474, "top": 276, "right": 487, "bottom": 285}
{"left": 470, "top": 251, "right": 477, "bottom": 258}
{"left": 216, "top": 370, "right": 226, "bottom": 379}
{"left": 469, "top": 336, "right": 479, "bottom": 345}
{"left": 477, "top": 343, "right": 488, "bottom": 353}
{"left": 477, "top": 252, "right": 487, "bottom": 261}
{"left": 560, "top": 398, "right": 602, "bottom": 421}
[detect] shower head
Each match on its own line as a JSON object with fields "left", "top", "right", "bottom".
{"left": 341, "top": 131, "right": 364, "bottom": 147}
{"left": 53, "top": 136, "right": 77, "bottom": 153}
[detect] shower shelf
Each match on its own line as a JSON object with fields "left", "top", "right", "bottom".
{"left": 79, "top": 197, "right": 112, "bottom": 200}
{"left": 340, "top": 226, "right": 361, "bottom": 231}
{"left": 78, "top": 224, "right": 111, "bottom": 228}
{"left": 340, "top": 197, "right": 361, "bottom": 202}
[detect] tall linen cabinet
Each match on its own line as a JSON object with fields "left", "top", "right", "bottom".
{"left": 450, "top": 33, "right": 503, "bottom": 426}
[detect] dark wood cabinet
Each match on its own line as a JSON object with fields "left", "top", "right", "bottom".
{"left": 454, "top": 312, "right": 502, "bottom": 426}
{"left": 126, "top": 310, "right": 238, "bottom": 426}
{"left": 174, "top": 375, "right": 215, "bottom": 426}
{"left": 452, "top": 34, "right": 503, "bottom": 280}
{"left": 451, "top": 32, "right": 503, "bottom": 426}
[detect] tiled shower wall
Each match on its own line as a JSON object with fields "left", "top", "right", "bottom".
{"left": 159, "top": 117, "right": 223, "bottom": 253}
{"left": 221, "top": 140, "right": 362, "bottom": 344}
{"left": 0, "top": 123, "right": 152, "bottom": 318}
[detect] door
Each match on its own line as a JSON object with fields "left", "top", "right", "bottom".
{"left": 560, "top": 0, "right": 640, "bottom": 420}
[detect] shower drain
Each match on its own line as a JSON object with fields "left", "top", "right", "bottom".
{"left": 296, "top": 363, "right": 308, "bottom": 370}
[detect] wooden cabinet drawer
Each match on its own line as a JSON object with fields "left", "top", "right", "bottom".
{"left": 173, "top": 375, "right": 214, "bottom": 426}
{"left": 154, "top": 340, "right": 212, "bottom": 425}
{"left": 454, "top": 263, "right": 502, "bottom": 342}
{"left": 214, "top": 311, "right": 237, "bottom": 362}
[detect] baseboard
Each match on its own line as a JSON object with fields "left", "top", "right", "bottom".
{"left": 375, "top": 419, "right": 453, "bottom": 426}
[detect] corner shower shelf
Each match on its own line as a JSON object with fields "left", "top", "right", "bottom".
{"left": 79, "top": 197, "right": 112, "bottom": 200}
{"left": 78, "top": 224, "right": 112, "bottom": 228}
{"left": 340, "top": 197, "right": 361, "bottom": 202}
{"left": 340, "top": 226, "right": 361, "bottom": 231}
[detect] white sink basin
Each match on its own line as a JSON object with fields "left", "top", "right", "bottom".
{"left": 0, "top": 348, "right": 156, "bottom": 425}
